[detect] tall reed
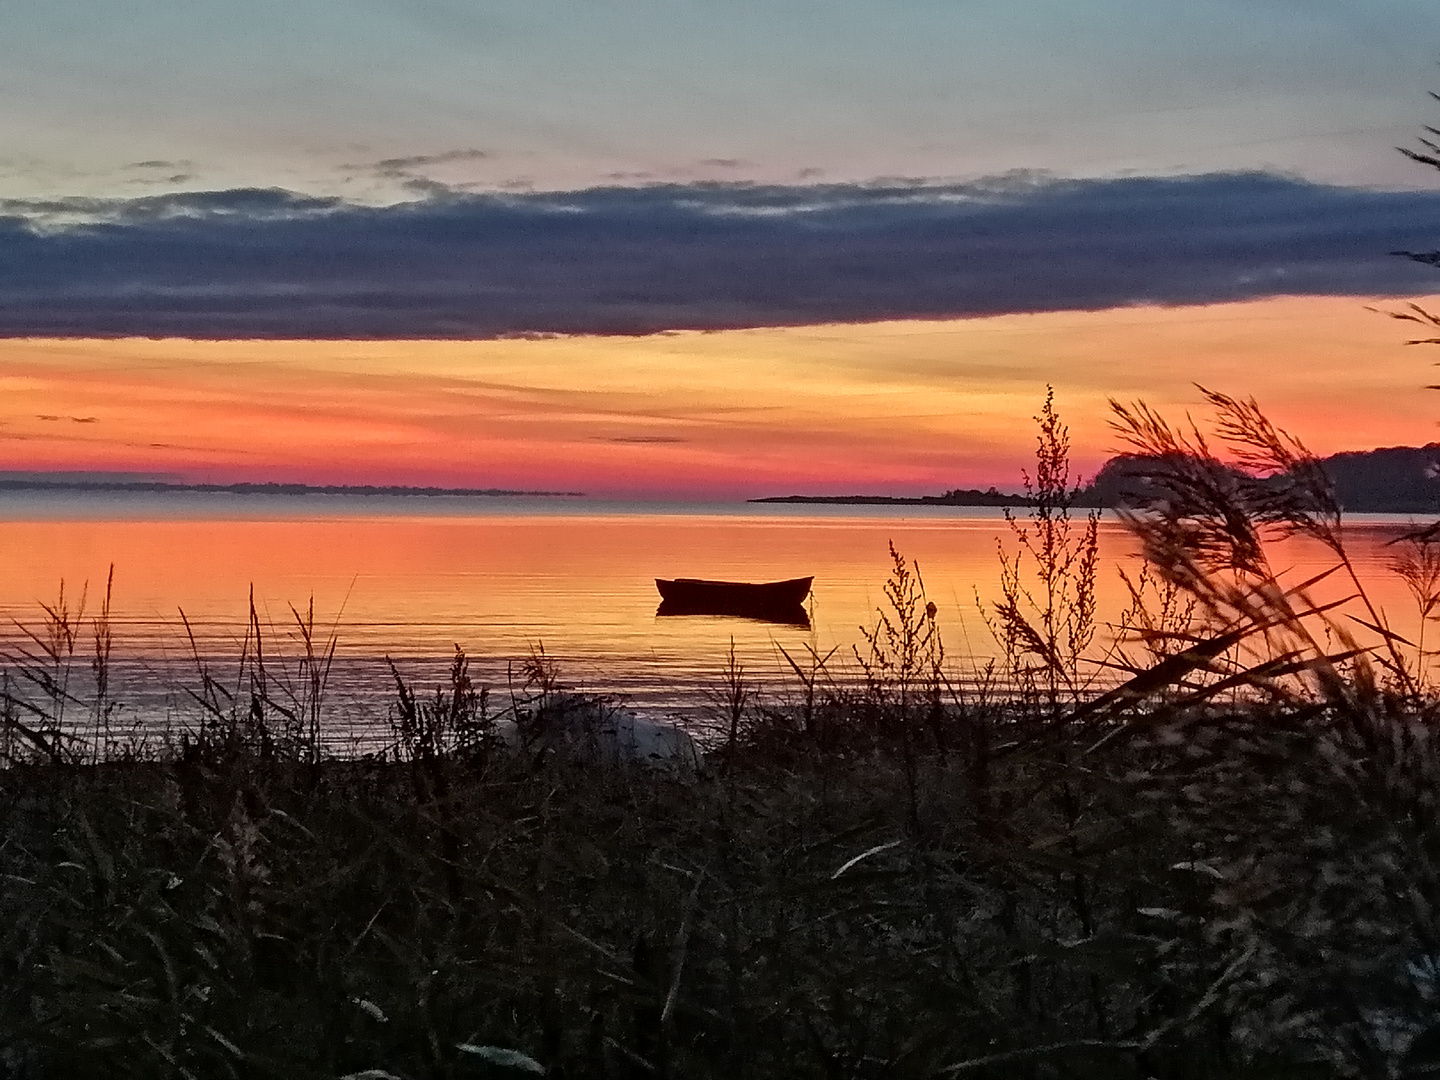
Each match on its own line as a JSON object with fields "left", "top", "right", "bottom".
{"left": 985, "top": 386, "right": 1101, "bottom": 715}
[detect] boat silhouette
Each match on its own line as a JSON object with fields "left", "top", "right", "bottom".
{"left": 655, "top": 576, "right": 812, "bottom": 626}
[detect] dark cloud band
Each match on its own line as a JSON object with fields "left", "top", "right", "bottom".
{"left": 3, "top": 172, "right": 1440, "bottom": 338}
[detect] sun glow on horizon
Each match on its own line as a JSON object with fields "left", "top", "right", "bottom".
{"left": 2, "top": 295, "right": 1437, "bottom": 499}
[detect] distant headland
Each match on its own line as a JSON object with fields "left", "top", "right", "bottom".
{"left": 755, "top": 443, "right": 1440, "bottom": 516}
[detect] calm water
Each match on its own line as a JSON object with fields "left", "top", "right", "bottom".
{"left": 0, "top": 494, "right": 1431, "bottom": 744}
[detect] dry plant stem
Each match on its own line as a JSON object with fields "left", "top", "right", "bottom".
{"left": 1391, "top": 535, "right": 1440, "bottom": 692}
{"left": 717, "top": 638, "right": 748, "bottom": 812}
{"left": 856, "top": 542, "right": 943, "bottom": 834}
{"left": 1197, "top": 387, "right": 1412, "bottom": 697}
{"left": 1112, "top": 561, "right": 1201, "bottom": 681}
{"left": 17, "top": 579, "right": 86, "bottom": 751}
{"left": 986, "top": 387, "right": 1101, "bottom": 714}
{"left": 289, "top": 594, "right": 340, "bottom": 765}
{"left": 0, "top": 579, "right": 118, "bottom": 763}
{"left": 775, "top": 641, "right": 839, "bottom": 741}
{"left": 41, "top": 580, "right": 85, "bottom": 735}
{"left": 89, "top": 565, "right": 114, "bottom": 763}
{"left": 1106, "top": 389, "right": 1406, "bottom": 711}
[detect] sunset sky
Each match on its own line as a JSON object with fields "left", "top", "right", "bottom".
{"left": 8, "top": 0, "right": 1440, "bottom": 497}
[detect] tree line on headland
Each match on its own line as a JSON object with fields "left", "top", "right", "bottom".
{"left": 757, "top": 440, "right": 1440, "bottom": 514}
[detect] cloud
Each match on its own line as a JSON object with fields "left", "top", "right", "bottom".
{"left": 340, "top": 148, "right": 491, "bottom": 195}
{"left": 4, "top": 172, "right": 1440, "bottom": 338}
{"left": 2, "top": 188, "right": 343, "bottom": 228}
{"left": 368, "top": 149, "right": 489, "bottom": 175}
{"left": 124, "top": 160, "right": 197, "bottom": 186}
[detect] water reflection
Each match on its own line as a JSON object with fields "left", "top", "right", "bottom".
{"left": 0, "top": 500, "right": 1432, "bottom": 726}
{"left": 656, "top": 599, "right": 811, "bottom": 628}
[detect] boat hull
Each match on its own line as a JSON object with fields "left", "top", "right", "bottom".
{"left": 654, "top": 576, "right": 812, "bottom": 623}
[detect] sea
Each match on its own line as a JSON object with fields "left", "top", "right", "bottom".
{"left": 0, "top": 493, "right": 1432, "bottom": 751}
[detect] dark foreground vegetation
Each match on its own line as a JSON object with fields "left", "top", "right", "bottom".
{"left": 9, "top": 391, "right": 1440, "bottom": 1078}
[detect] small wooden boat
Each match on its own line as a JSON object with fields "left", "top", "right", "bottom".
{"left": 655, "top": 576, "right": 813, "bottom": 624}
{"left": 656, "top": 576, "right": 812, "bottom": 608}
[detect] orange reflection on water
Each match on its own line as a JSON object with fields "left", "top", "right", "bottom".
{"left": 0, "top": 503, "right": 1430, "bottom": 719}
{"left": 0, "top": 506, "right": 1114, "bottom": 693}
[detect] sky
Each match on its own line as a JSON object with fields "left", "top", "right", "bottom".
{"left": 7, "top": 0, "right": 1440, "bottom": 496}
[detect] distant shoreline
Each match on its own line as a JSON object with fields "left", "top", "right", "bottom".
{"left": 751, "top": 489, "right": 1034, "bottom": 508}
{"left": 0, "top": 481, "right": 585, "bottom": 498}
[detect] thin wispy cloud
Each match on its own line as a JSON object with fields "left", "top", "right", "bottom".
{"left": 598, "top": 435, "right": 689, "bottom": 444}
{"left": 339, "top": 148, "right": 491, "bottom": 195}
{"left": 3, "top": 172, "right": 1440, "bottom": 338}
{"left": 127, "top": 160, "right": 192, "bottom": 172}
{"left": 126, "top": 161, "right": 196, "bottom": 186}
